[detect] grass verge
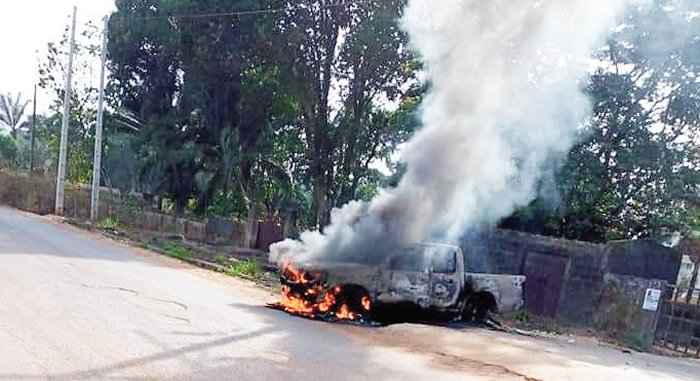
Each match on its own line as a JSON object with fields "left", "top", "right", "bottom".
{"left": 161, "top": 242, "right": 194, "bottom": 261}
{"left": 225, "top": 259, "right": 263, "bottom": 279}
{"left": 97, "top": 216, "right": 120, "bottom": 230}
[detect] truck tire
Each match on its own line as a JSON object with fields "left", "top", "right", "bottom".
{"left": 463, "top": 291, "right": 497, "bottom": 322}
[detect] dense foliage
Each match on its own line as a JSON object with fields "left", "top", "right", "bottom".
{"left": 501, "top": 1, "right": 700, "bottom": 241}
{"left": 103, "top": 0, "right": 419, "bottom": 231}
{"left": 5, "top": 0, "right": 700, "bottom": 244}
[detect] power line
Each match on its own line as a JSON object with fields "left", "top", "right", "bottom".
{"left": 125, "top": 1, "right": 371, "bottom": 21}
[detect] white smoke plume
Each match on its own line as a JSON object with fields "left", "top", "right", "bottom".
{"left": 271, "top": 0, "right": 630, "bottom": 265}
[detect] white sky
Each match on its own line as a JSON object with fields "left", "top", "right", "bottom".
{"left": 0, "top": 1, "right": 115, "bottom": 113}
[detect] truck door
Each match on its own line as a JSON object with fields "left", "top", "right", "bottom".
{"left": 385, "top": 247, "right": 431, "bottom": 308}
{"left": 428, "top": 247, "right": 462, "bottom": 309}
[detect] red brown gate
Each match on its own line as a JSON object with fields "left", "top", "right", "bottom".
{"left": 523, "top": 253, "right": 568, "bottom": 318}
{"left": 256, "top": 216, "right": 284, "bottom": 251}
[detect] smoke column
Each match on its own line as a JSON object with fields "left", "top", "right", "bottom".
{"left": 271, "top": 0, "right": 629, "bottom": 265}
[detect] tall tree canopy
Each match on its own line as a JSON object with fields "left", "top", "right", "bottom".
{"left": 107, "top": 0, "right": 418, "bottom": 229}
{"left": 108, "top": 0, "right": 258, "bottom": 213}
{"left": 265, "top": 0, "right": 417, "bottom": 227}
{"left": 17, "top": 0, "right": 700, "bottom": 246}
{"left": 503, "top": 0, "right": 700, "bottom": 242}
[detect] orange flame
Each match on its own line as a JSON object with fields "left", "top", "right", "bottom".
{"left": 361, "top": 296, "right": 372, "bottom": 311}
{"left": 274, "top": 262, "right": 371, "bottom": 322}
{"left": 336, "top": 304, "right": 357, "bottom": 320}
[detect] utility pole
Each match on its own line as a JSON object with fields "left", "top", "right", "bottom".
{"left": 55, "top": 6, "right": 77, "bottom": 216}
{"left": 30, "top": 84, "right": 37, "bottom": 173}
{"left": 91, "top": 16, "right": 108, "bottom": 221}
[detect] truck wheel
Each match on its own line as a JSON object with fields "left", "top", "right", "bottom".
{"left": 463, "top": 292, "right": 497, "bottom": 323}
{"left": 332, "top": 285, "right": 373, "bottom": 321}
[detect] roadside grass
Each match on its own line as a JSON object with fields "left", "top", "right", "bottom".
{"left": 623, "top": 329, "right": 652, "bottom": 352}
{"left": 225, "top": 259, "right": 263, "bottom": 279}
{"left": 161, "top": 242, "right": 194, "bottom": 261}
{"left": 97, "top": 216, "right": 120, "bottom": 230}
{"left": 94, "top": 223, "right": 272, "bottom": 285}
{"left": 145, "top": 239, "right": 267, "bottom": 282}
{"left": 215, "top": 255, "right": 229, "bottom": 266}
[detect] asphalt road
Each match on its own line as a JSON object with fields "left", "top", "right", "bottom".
{"left": 0, "top": 206, "right": 477, "bottom": 381}
{"left": 1, "top": 206, "right": 699, "bottom": 381}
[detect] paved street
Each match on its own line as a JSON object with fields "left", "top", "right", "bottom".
{"left": 0, "top": 206, "right": 698, "bottom": 380}
{"left": 0, "top": 206, "right": 482, "bottom": 381}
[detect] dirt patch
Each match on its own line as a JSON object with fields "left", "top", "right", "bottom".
{"left": 342, "top": 324, "right": 542, "bottom": 380}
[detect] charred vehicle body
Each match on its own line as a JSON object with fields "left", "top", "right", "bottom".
{"left": 275, "top": 243, "right": 525, "bottom": 322}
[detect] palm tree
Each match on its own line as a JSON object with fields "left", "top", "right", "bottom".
{"left": 0, "top": 93, "right": 30, "bottom": 138}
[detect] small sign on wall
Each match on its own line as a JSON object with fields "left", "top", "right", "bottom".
{"left": 642, "top": 288, "right": 662, "bottom": 311}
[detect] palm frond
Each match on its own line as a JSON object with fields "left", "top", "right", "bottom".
{"left": 0, "top": 93, "right": 30, "bottom": 135}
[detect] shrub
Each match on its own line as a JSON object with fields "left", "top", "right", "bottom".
{"left": 97, "top": 216, "right": 120, "bottom": 230}
{"left": 0, "top": 135, "right": 17, "bottom": 168}
{"left": 225, "top": 259, "right": 262, "bottom": 278}
{"left": 162, "top": 242, "right": 193, "bottom": 261}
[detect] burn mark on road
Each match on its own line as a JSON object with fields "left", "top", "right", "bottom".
{"left": 150, "top": 298, "right": 189, "bottom": 311}
{"left": 80, "top": 283, "right": 139, "bottom": 295}
{"left": 431, "top": 351, "right": 542, "bottom": 381}
{"left": 78, "top": 283, "right": 189, "bottom": 311}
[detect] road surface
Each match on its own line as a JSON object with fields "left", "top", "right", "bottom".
{"left": 0, "top": 206, "right": 698, "bottom": 380}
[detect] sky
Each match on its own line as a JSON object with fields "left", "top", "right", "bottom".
{"left": 0, "top": 1, "right": 115, "bottom": 114}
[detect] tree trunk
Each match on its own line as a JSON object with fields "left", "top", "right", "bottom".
{"left": 312, "top": 174, "right": 330, "bottom": 229}
{"left": 175, "top": 196, "right": 187, "bottom": 216}
{"left": 283, "top": 209, "right": 298, "bottom": 239}
{"left": 239, "top": 146, "right": 259, "bottom": 249}
{"left": 244, "top": 201, "right": 259, "bottom": 249}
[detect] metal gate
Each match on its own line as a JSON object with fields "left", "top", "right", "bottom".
{"left": 523, "top": 253, "right": 568, "bottom": 318}
{"left": 256, "top": 216, "right": 284, "bottom": 251}
{"left": 655, "top": 286, "right": 700, "bottom": 357}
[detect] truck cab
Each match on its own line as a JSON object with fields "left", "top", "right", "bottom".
{"left": 375, "top": 242, "right": 525, "bottom": 318}
{"left": 377, "top": 243, "right": 465, "bottom": 314}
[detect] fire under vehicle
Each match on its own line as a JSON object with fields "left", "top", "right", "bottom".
{"left": 275, "top": 242, "right": 526, "bottom": 322}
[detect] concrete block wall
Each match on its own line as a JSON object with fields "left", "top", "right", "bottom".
{"left": 0, "top": 172, "right": 91, "bottom": 217}
{"left": 463, "top": 229, "right": 680, "bottom": 328}
{"left": 0, "top": 172, "right": 275, "bottom": 249}
{"left": 185, "top": 221, "right": 207, "bottom": 242}
{"left": 175, "top": 218, "right": 187, "bottom": 236}
{"left": 162, "top": 215, "right": 177, "bottom": 233}
{"left": 607, "top": 240, "right": 681, "bottom": 284}
{"left": 558, "top": 249, "right": 608, "bottom": 325}
{"left": 206, "top": 217, "right": 248, "bottom": 243}
{"left": 594, "top": 274, "right": 666, "bottom": 350}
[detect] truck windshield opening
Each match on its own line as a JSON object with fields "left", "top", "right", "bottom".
{"left": 388, "top": 246, "right": 457, "bottom": 274}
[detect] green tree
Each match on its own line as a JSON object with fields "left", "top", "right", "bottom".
{"left": 266, "top": 0, "right": 416, "bottom": 227}
{"left": 39, "top": 20, "right": 105, "bottom": 183}
{"left": 13, "top": 115, "right": 54, "bottom": 173}
{"left": 105, "top": 0, "right": 419, "bottom": 240}
{"left": 108, "top": 0, "right": 258, "bottom": 214}
{"left": 0, "top": 133, "right": 17, "bottom": 168}
{"left": 503, "top": 1, "right": 700, "bottom": 242}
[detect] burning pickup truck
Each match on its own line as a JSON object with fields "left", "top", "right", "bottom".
{"left": 272, "top": 242, "right": 525, "bottom": 323}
